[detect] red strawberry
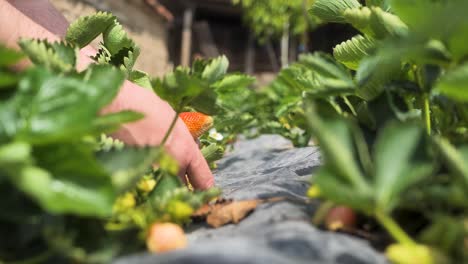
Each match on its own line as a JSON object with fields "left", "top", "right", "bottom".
{"left": 325, "top": 206, "right": 357, "bottom": 230}
{"left": 179, "top": 112, "right": 214, "bottom": 139}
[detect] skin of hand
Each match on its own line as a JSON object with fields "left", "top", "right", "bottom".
{"left": 1, "top": 0, "right": 215, "bottom": 189}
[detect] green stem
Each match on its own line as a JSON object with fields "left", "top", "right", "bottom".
{"left": 312, "top": 200, "right": 335, "bottom": 226}
{"left": 161, "top": 111, "right": 180, "bottom": 146}
{"left": 423, "top": 94, "right": 431, "bottom": 135}
{"left": 375, "top": 211, "right": 416, "bottom": 245}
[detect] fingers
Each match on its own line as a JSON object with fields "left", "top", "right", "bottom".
{"left": 186, "top": 147, "right": 215, "bottom": 190}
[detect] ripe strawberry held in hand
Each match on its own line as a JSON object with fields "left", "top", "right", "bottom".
{"left": 179, "top": 112, "right": 214, "bottom": 139}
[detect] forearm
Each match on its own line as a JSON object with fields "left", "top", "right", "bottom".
{"left": 0, "top": 0, "right": 175, "bottom": 143}
{"left": 1, "top": 0, "right": 63, "bottom": 48}
{"left": 6, "top": 0, "right": 69, "bottom": 36}
{"left": 0, "top": 0, "right": 214, "bottom": 188}
{"left": 1, "top": 0, "right": 94, "bottom": 68}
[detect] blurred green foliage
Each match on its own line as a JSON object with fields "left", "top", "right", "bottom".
{"left": 233, "top": 0, "right": 319, "bottom": 42}
{"left": 248, "top": 0, "right": 468, "bottom": 262}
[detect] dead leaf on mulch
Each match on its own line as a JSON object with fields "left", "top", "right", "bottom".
{"left": 192, "top": 197, "right": 286, "bottom": 228}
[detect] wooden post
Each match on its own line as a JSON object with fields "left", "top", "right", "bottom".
{"left": 265, "top": 37, "right": 280, "bottom": 72}
{"left": 289, "top": 36, "right": 297, "bottom": 63}
{"left": 193, "top": 21, "right": 219, "bottom": 57}
{"left": 301, "top": 0, "right": 309, "bottom": 53}
{"left": 181, "top": 6, "right": 195, "bottom": 67}
{"left": 245, "top": 32, "right": 255, "bottom": 75}
{"left": 280, "top": 22, "right": 290, "bottom": 68}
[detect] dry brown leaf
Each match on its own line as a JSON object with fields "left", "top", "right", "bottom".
{"left": 191, "top": 204, "right": 214, "bottom": 219}
{"left": 192, "top": 197, "right": 288, "bottom": 228}
{"left": 206, "top": 200, "right": 260, "bottom": 228}
{"left": 191, "top": 198, "right": 231, "bottom": 219}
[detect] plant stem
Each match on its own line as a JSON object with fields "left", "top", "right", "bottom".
{"left": 312, "top": 200, "right": 335, "bottom": 225}
{"left": 423, "top": 93, "right": 431, "bottom": 135}
{"left": 161, "top": 111, "right": 180, "bottom": 146}
{"left": 375, "top": 211, "right": 416, "bottom": 245}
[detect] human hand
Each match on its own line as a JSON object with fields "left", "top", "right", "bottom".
{"left": 1, "top": 1, "right": 213, "bottom": 188}
{"left": 101, "top": 80, "right": 215, "bottom": 190}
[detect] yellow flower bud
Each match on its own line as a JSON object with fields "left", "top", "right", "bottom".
{"left": 307, "top": 185, "right": 321, "bottom": 198}
{"left": 113, "top": 192, "right": 136, "bottom": 212}
{"left": 138, "top": 178, "right": 157, "bottom": 193}
{"left": 386, "top": 243, "right": 433, "bottom": 264}
{"left": 167, "top": 200, "right": 194, "bottom": 221}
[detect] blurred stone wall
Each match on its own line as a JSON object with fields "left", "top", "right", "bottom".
{"left": 50, "top": 0, "right": 171, "bottom": 76}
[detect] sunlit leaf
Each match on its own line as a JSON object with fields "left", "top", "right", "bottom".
{"left": 310, "top": 0, "right": 362, "bottom": 23}
{"left": 432, "top": 136, "right": 468, "bottom": 187}
{"left": 18, "top": 39, "right": 77, "bottom": 72}
{"left": 435, "top": 63, "right": 468, "bottom": 103}
{"left": 343, "top": 7, "right": 408, "bottom": 39}
{"left": 66, "top": 12, "right": 116, "bottom": 48}
{"left": 202, "top": 55, "right": 229, "bottom": 84}
{"left": 333, "top": 35, "right": 377, "bottom": 70}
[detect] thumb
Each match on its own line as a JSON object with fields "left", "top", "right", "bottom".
{"left": 185, "top": 148, "right": 215, "bottom": 190}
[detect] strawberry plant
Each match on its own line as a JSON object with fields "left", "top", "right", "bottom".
{"left": 0, "top": 12, "right": 225, "bottom": 263}
{"left": 253, "top": 0, "right": 467, "bottom": 262}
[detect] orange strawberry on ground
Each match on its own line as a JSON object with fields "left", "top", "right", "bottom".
{"left": 179, "top": 112, "right": 214, "bottom": 139}
{"left": 146, "top": 222, "right": 188, "bottom": 253}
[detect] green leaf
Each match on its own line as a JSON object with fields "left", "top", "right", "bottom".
{"left": 212, "top": 74, "right": 255, "bottom": 92}
{"left": 18, "top": 39, "right": 77, "bottom": 72}
{"left": 96, "top": 147, "right": 159, "bottom": 192}
{"left": 201, "top": 143, "right": 225, "bottom": 163}
{"left": 14, "top": 65, "right": 124, "bottom": 143}
{"left": 310, "top": 0, "right": 362, "bottom": 23}
{"left": 389, "top": 0, "right": 449, "bottom": 33}
{"left": 189, "top": 89, "right": 221, "bottom": 115}
{"left": 374, "top": 122, "right": 432, "bottom": 212}
{"left": 50, "top": 41, "right": 78, "bottom": 67}
{"left": 0, "top": 71, "right": 19, "bottom": 88}
{"left": 432, "top": 137, "right": 468, "bottom": 187}
{"left": 66, "top": 12, "right": 116, "bottom": 48}
{"left": 82, "top": 64, "right": 126, "bottom": 109}
{"left": 435, "top": 63, "right": 468, "bottom": 103}
{"left": 11, "top": 143, "right": 116, "bottom": 216}
{"left": 304, "top": 102, "right": 371, "bottom": 193}
{"left": 275, "top": 64, "right": 319, "bottom": 93}
{"left": 151, "top": 171, "right": 182, "bottom": 199}
{"left": 366, "top": 0, "right": 390, "bottom": 9}
{"left": 93, "top": 45, "right": 112, "bottom": 64}
{"left": 315, "top": 167, "right": 373, "bottom": 213}
{"left": 390, "top": 0, "right": 468, "bottom": 59}
{"left": 299, "top": 52, "right": 355, "bottom": 91}
{"left": 0, "top": 45, "right": 24, "bottom": 67}
{"left": 202, "top": 55, "right": 229, "bottom": 84}
{"left": 103, "top": 22, "right": 136, "bottom": 56}
{"left": 110, "top": 46, "right": 140, "bottom": 73}
{"left": 0, "top": 142, "right": 31, "bottom": 167}
{"left": 333, "top": 35, "right": 377, "bottom": 70}
{"left": 300, "top": 52, "right": 352, "bottom": 81}
{"left": 153, "top": 69, "right": 206, "bottom": 111}
{"left": 355, "top": 49, "right": 401, "bottom": 101}
{"left": 419, "top": 215, "right": 466, "bottom": 257}
{"left": 128, "top": 70, "right": 152, "bottom": 90}
{"left": 343, "top": 7, "right": 408, "bottom": 39}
